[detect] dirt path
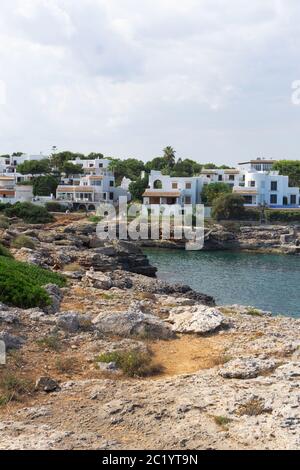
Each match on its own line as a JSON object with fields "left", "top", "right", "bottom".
{"left": 150, "top": 334, "right": 231, "bottom": 378}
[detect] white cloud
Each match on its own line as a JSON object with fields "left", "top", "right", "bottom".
{"left": 0, "top": 0, "right": 300, "bottom": 162}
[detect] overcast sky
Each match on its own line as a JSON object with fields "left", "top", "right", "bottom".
{"left": 0, "top": 0, "right": 300, "bottom": 164}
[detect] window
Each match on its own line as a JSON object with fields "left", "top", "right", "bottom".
{"left": 250, "top": 181, "right": 256, "bottom": 187}
{"left": 172, "top": 182, "right": 178, "bottom": 189}
{"left": 243, "top": 196, "right": 253, "bottom": 204}
{"left": 270, "top": 194, "right": 277, "bottom": 204}
{"left": 110, "top": 180, "right": 114, "bottom": 187}
{"left": 154, "top": 180, "right": 163, "bottom": 189}
{"left": 291, "top": 195, "right": 297, "bottom": 205}
{"left": 271, "top": 181, "right": 277, "bottom": 191}
{"left": 185, "top": 182, "right": 191, "bottom": 189}
{"left": 229, "top": 175, "right": 235, "bottom": 181}
{"left": 110, "top": 192, "right": 114, "bottom": 200}
{"left": 185, "top": 196, "right": 191, "bottom": 204}
{"left": 218, "top": 175, "right": 223, "bottom": 181}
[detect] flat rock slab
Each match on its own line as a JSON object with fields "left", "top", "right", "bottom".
{"left": 219, "top": 357, "right": 277, "bottom": 379}
{"left": 167, "top": 305, "right": 224, "bottom": 334}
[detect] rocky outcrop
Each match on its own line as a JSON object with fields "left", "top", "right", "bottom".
{"left": 0, "top": 331, "right": 24, "bottom": 350}
{"left": 167, "top": 305, "right": 225, "bottom": 334}
{"left": 219, "top": 357, "right": 277, "bottom": 379}
{"left": 93, "top": 302, "right": 174, "bottom": 339}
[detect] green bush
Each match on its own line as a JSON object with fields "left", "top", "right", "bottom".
{"left": 96, "top": 349, "right": 163, "bottom": 377}
{"left": 0, "top": 216, "right": 9, "bottom": 229}
{"left": 265, "top": 210, "right": 300, "bottom": 223}
{"left": 0, "top": 256, "right": 66, "bottom": 308}
{"left": 11, "top": 235, "right": 36, "bottom": 249}
{"left": 212, "top": 193, "right": 246, "bottom": 220}
{"left": 45, "top": 202, "right": 66, "bottom": 213}
{"left": 0, "top": 243, "right": 13, "bottom": 258}
{"left": 4, "top": 202, "right": 54, "bottom": 224}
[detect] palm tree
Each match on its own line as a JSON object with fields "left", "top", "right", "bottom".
{"left": 163, "top": 146, "right": 176, "bottom": 167}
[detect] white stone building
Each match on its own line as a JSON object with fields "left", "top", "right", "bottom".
{"left": 143, "top": 165, "right": 300, "bottom": 209}
{"left": 0, "top": 175, "right": 33, "bottom": 204}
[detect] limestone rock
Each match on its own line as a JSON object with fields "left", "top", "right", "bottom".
{"left": 83, "top": 270, "right": 113, "bottom": 290}
{"left": 167, "top": 305, "right": 224, "bottom": 334}
{"left": 56, "top": 312, "right": 93, "bottom": 332}
{"left": 0, "top": 331, "right": 24, "bottom": 350}
{"left": 93, "top": 302, "right": 174, "bottom": 339}
{"left": 219, "top": 357, "right": 277, "bottom": 379}
{"left": 43, "top": 284, "right": 63, "bottom": 315}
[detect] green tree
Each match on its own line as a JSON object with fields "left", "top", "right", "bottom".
{"left": 145, "top": 157, "right": 169, "bottom": 173}
{"left": 201, "top": 182, "right": 232, "bottom": 206}
{"left": 61, "top": 162, "right": 84, "bottom": 176}
{"left": 87, "top": 152, "right": 104, "bottom": 159}
{"left": 33, "top": 175, "right": 59, "bottom": 196}
{"left": 108, "top": 158, "right": 145, "bottom": 185}
{"left": 273, "top": 160, "right": 300, "bottom": 187}
{"left": 212, "top": 193, "right": 245, "bottom": 220}
{"left": 163, "top": 146, "right": 176, "bottom": 167}
{"left": 17, "top": 159, "right": 51, "bottom": 175}
{"left": 128, "top": 177, "right": 149, "bottom": 202}
{"left": 50, "top": 151, "right": 84, "bottom": 171}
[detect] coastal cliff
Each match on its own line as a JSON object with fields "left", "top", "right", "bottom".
{"left": 0, "top": 215, "right": 299, "bottom": 450}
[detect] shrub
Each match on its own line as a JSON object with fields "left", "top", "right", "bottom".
{"left": 201, "top": 182, "right": 232, "bottom": 206}
{"left": 0, "top": 257, "right": 65, "bottom": 308}
{"left": 55, "top": 357, "right": 79, "bottom": 374}
{"left": 213, "top": 416, "right": 232, "bottom": 427}
{"left": 4, "top": 202, "right": 54, "bottom": 224}
{"left": 0, "top": 371, "right": 34, "bottom": 405}
{"left": 88, "top": 215, "right": 102, "bottom": 223}
{"left": 265, "top": 210, "right": 300, "bottom": 223}
{"left": 45, "top": 202, "right": 66, "bottom": 213}
{"left": 0, "top": 243, "right": 13, "bottom": 258}
{"left": 36, "top": 333, "right": 61, "bottom": 351}
{"left": 0, "top": 216, "right": 9, "bottom": 229}
{"left": 11, "top": 235, "right": 36, "bottom": 249}
{"left": 212, "top": 193, "right": 246, "bottom": 220}
{"left": 96, "top": 349, "right": 163, "bottom": 377}
{"left": 237, "top": 398, "right": 267, "bottom": 417}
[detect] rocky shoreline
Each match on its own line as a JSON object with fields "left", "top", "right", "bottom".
{"left": 0, "top": 215, "right": 299, "bottom": 450}
{"left": 141, "top": 223, "right": 300, "bottom": 254}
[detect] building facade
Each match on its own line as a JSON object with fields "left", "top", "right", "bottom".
{"left": 143, "top": 166, "right": 300, "bottom": 209}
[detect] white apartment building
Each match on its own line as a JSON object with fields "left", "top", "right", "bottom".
{"left": 56, "top": 159, "right": 115, "bottom": 209}
{"left": 143, "top": 170, "right": 203, "bottom": 205}
{"left": 0, "top": 153, "right": 48, "bottom": 175}
{"left": 143, "top": 164, "right": 300, "bottom": 209}
{"left": 0, "top": 175, "right": 33, "bottom": 204}
{"left": 233, "top": 170, "right": 300, "bottom": 207}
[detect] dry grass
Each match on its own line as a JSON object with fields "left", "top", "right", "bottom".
{"left": 36, "top": 333, "right": 61, "bottom": 352}
{"left": 237, "top": 398, "right": 268, "bottom": 417}
{"left": 0, "top": 371, "right": 34, "bottom": 406}
{"left": 55, "top": 357, "right": 80, "bottom": 375}
{"left": 95, "top": 349, "right": 163, "bottom": 378}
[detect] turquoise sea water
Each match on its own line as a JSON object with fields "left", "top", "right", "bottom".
{"left": 144, "top": 249, "right": 300, "bottom": 318}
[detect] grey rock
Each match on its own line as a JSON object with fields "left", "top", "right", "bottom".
{"left": 43, "top": 284, "right": 63, "bottom": 315}
{"left": 56, "top": 312, "right": 80, "bottom": 333}
{"left": 219, "top": 357, "right": 277, "bottom": 379}
{"left": 93, "top": 302, "right": 174, "bottom": 339}
{"left": 83, "top": 270, "right": 113, "bottom": 290}
{"left": 0, "top": 331, "right": 24, "bottom": 350}
{"left": 35, "top": 376, "right": 60, "bottom": 393}
{"left": 167, "top": 305, "right": 224, "bottom": 334}
{"left": 0, "top": 311, "right": 19, "bottom": 324}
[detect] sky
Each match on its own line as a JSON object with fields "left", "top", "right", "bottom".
{"left": 0, "top": 0, "right": 300, "bottom": 165}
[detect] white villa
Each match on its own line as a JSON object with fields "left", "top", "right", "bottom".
{"left": 56, "top": 158, "right": 130, "bottom": 209}
{"left": 143, "top": 159, "right": 300, "bottom": 209}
